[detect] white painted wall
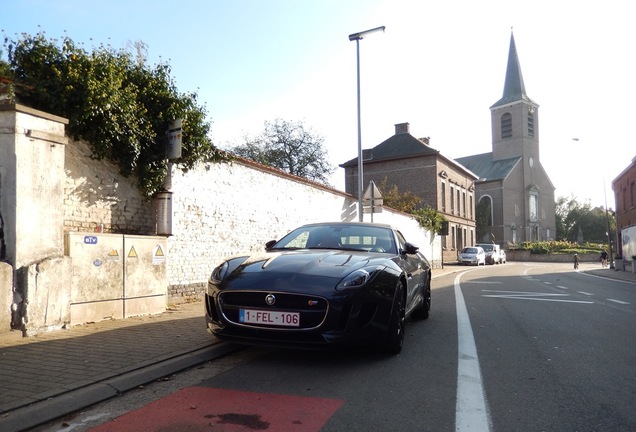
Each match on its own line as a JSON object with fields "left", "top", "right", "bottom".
{"left": 166, "top": 160, "right": 439, "bottom": 296}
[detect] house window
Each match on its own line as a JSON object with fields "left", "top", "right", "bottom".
{"left": 528, "top": 111, "right": 535, "bottom": 137}
{"left": 469, "top": 195, "right": 473, "bottom": 219}
{"left": 623, "top": 187, "right": 627, "bottom": 212}
{"left": 450, "top": 187, "right": 455, "bottom": 214}
{"left": 631, "top": 182, "right": 635, "bottom": 208}
{"left": 456, "top": 191, "right": 460, "bottom": 215}
{"left": 462, "top": 191, "right": 466, "bottom": 217}
{"left": 501, "top": 112, "right": 512, "bottom": 138}
{"left": 441, "top": 181, "right": 446, "bottom": 212}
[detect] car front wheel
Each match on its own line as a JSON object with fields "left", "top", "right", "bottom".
{"left": 384, "top": 280, "right": 405, "bottom": 355}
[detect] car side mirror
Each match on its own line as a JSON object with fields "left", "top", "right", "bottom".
{"left": 401, "top": 242, "right": 419, "bottom": 255}
{"left": 265, "top": 240, "right": 277, "bottom": 250}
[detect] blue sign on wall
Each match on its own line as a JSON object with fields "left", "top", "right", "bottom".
{"left": 84, "top": 236, "right": 98, "bottom": 245}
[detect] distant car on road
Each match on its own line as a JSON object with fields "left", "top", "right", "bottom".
{"left": 458, "top": 246, "right": 486, "bottom": 266}
{"left": 499, "top": 249, "right": 507, "bottom": 264}
{"left": 476, "top": 243, "right": 501, "bottom": 265}
{"left": 205, "top": 222, "right": 432, "bottom": 354}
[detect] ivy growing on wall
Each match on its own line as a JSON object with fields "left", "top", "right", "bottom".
{"left": 1, "top": 31, "right": 228, "bottom": 196}
{"left": 412, "top": 205, "right": 447, "bottom": 234}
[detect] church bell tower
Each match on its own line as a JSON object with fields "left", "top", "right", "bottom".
{"left": 490, "top": 32, "right": 540, "bottom": 164}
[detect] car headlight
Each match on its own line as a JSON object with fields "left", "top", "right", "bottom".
{"left": 336, "top": 265, "right": 385, "bottom": 291}
{"left": 210, "top": 261, "right": 229, "bottom": 284}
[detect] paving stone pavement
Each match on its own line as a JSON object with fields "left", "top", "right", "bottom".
{"left": 0, "top": 263, "right": 633, "bottom": 431}
{"left": 0, "top": 300, "right": 236, "bottom": 432}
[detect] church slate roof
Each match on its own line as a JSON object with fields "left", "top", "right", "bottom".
{"left": 490, "top": 32, "right": 536, "bottom": 108}
{"left": 340, "top": 132, "right": 439, "bottom": 167}
{"left": 455, "top": 152, "right": 520, "bottom": 182}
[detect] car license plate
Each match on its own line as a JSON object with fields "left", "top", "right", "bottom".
{"left": 239, "top": 309, "right": 300, "bottom": 327}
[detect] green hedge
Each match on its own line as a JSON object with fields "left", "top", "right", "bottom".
{"left": 515, "top": 241, "right": 606, "bottom": 255}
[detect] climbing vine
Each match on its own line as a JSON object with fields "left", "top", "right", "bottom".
{"left": 1, "top": 31, "right": 228, "bottom": 196}
{"left": 412, "top": 205, "right": 447, "bottom": 234}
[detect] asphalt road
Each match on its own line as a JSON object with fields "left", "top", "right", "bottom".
{"left": 33, "top": 262, "right": 636, "bottom": 432}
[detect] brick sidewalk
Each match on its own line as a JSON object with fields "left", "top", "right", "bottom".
{"left": 0, "top": 300, "right": 218, "bottom": 415}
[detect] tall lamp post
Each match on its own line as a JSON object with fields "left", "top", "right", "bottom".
{"left": 603, "top": 177, "right": 615, "bottom": 269}
{"left": 349, "top": 26, "right": 385, "bottom": 222}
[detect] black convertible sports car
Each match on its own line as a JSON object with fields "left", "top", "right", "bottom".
{"left": 205, "top": 222, "right": 432, "bottom": 354}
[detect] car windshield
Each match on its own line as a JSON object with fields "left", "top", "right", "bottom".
{"left": 462, "top": 248, "right": 478, "bottom": 254}
{"left": 479, "top": 244, "right": 494, "bottom": 252}
{"left": 270, "top": 224, "right": 398, "bottom": 254}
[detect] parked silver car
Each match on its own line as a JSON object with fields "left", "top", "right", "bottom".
{"left": 458, "top": 246, "right": 486, "bottom": 266}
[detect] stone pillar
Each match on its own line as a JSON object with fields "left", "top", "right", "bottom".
{"left": 0, "top": 103, "right": 71, "bottom": 332}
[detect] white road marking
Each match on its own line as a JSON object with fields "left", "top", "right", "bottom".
{"left": 577, "top": 291, "right": 594, "bottom": 296}
{"left": 463, "top": 281, "right": 502, "bottom": 284}
{"left": 481, "top": 290, "right": 594, "bottom": 304}
{"left": 543, "top": 281, "right": 552, "bottom": 285}
{"left": 556, "top": 286, "right": 568, "bottom": 289}
{"left": 607, "top": 299, "right": 630, "bottom": 305}
{"left": 454, "top": 273, "right": 492, "bottom": 432}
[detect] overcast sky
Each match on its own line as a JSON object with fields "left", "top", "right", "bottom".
{"left": 2, "top": 0, "right": 634, "bottom": 209}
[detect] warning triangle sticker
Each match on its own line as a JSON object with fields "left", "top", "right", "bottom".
{"left": 128, "top": 246, "right": 138, "bottom": 258}
{"left": 154, "top": 245, "right": 164, "bottom": 257}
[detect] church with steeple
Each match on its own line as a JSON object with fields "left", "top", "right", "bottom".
{"left": 456, "top": 32, "right": 556, "bottom": 244}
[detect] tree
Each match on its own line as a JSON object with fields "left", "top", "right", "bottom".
{"left": 377, "top": 177, "right": 422, "bottom": 213}
{"left": 556, "top": 195, "right": 615, "bottom": 243}
{"left": 412, "top": 206, "right": 447, "bottom": 234}
{"left": 229, "top": 119, "right": 334, "bottom": 184}
{"left": 1, "top": 31, "right": 227, "bottom": 196}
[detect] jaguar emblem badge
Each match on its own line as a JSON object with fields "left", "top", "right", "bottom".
{"left": 265, "top": 294, "right": 276, "bottom": 306}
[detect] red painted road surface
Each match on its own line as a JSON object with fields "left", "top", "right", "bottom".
{"left": 89, "top": 387, "right": 344, "bottom": 431}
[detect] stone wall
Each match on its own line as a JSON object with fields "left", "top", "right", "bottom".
{"left": 166, "top": 159, "right": 437, "bottom": 303}
{"left": 63, "top": 139, "right": 155, "bottom": 235}
{"left": 63, "top": 138, "right": 439, "bottom": 304}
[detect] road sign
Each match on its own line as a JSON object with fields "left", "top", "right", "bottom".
{"left": 362, "top": 181, "right": 383, "bottom": 215}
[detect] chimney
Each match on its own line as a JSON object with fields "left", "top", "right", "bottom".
{"left": 395, "top": 122, "right": 410, "bottom": 135}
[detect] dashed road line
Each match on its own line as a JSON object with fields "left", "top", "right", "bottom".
{"left": 607, "top": 299, "right": 630, "bottom": 305}
{"left": 577, "top": 291, "right": 594, "bottom": 296}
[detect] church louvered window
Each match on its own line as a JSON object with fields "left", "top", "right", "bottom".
{"left": 501, "top": 113, "right": 512, "bottom": 138}
{"left": 528, "top": 111, "right": 535, "bottom": 137}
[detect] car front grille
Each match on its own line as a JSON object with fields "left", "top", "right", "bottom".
{"left": 218, "top": 291, "right": 328, "bottom": 330}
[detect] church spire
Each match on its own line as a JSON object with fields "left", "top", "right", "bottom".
{"left": 491, "top": 31, "right": 534, "bottom": 108}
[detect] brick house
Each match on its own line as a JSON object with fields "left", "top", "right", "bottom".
{"left": 340, "top": 122, "right": 478, "bottom": 262}
{"left": 456, "top": 32, "right": 556, "bottom": 245}
{"left": 612, "top": 156, "right": 636, "bottom": 260}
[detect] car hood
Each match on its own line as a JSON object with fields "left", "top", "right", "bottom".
{"left": 219, "top": 249, "right": 384, "bottom": 291}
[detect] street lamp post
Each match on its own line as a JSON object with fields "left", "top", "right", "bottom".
{"left": 349, "top": 26, "right": 385, "bottom": 222}
{"left": 603, "top": 177, "right": 615, "bottom": 269}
